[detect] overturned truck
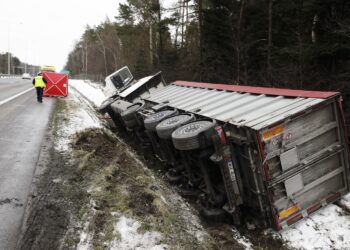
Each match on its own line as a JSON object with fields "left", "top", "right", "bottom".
{"left": 99, "top": 67, "right": 350, "bottom": 230}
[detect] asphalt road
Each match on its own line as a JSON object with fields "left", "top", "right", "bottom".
{"left": 0, "top": 78, "right": 55, "bottom": 249}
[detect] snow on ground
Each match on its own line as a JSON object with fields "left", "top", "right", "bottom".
{"left": 69, "top": 79, "right": 350, "bottom": 250}
{"left": 339, "top": 193, "right": 350, "bottom": 209}
{"left": 76, "top": 223, "right": 94, "bottom": 250}
{"left": 76, "top": 200, "right": 98, "bottom": 250}
{"left": 280, "top": 200, "right": 350, "bottom": 250}
{"left": 55, "top": 79, "right": 106, "bottom": 152}
{"left": 69, "top": 80, "right": 106, "bottom": 107}
{"left": 110, "top": 216, "right": 168, "bottom": 250}
{"left": 231, "top": 228, "right": 253, "bottom": 250}
{"left": 54, "top": 85, "right": 103, "bottom": 152}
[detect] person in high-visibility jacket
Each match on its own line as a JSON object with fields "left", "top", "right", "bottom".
{"left": 32, "top": 72, "right": 47, "bottom": 103}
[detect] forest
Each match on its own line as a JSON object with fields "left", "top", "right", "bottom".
{"left": 0, "top": 53, "right": 22, "bottom": 74}
{"left": 65, "top": 0, "right": 350, "bottom": 92}
{"left": 0, "top": 52, "right": 39, "bottom": 75}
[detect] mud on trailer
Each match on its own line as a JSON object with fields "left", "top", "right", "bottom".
{"left": 99, "top": 67, "right": 350, "bottom": 230}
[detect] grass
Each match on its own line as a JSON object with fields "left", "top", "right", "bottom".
{"left": 137, "top": 222, "right": 153, "bottom": 234}
{"left": 52, "top": 122, "right": 216, "bottom": 249}
{"left": 52, "top": 98, "right": 67, "bottom": 138}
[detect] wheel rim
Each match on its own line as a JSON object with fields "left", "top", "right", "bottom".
{"left": 144, "top": 109, "right": 178, "bottom": 131}
{"left": 157, "top": 114, "right": 194, "bottom": 129}
{"left": 145, "top": 110, "right": 177, "bottom": 123}
{"left": 172, "top": 120, "right": 215, "bottom": 139}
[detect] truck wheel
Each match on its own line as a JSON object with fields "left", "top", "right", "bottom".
{"left": 172, "top": 120, "right": 216, "bottom": 150}
{"left": 121, "top": 102, "right": 143, "bottom": 121}
{"left": 144, "top": 109, "right": 178, "bottom": 131}
{"left": 98, "top": 95, "right": 119, "bottom": 114}
{"left": 156, "top": 113, "right": 195, "bottom": 139}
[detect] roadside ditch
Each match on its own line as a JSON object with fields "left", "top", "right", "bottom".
{"left": 18, "top": 91, "right": 282, "bottom": 249}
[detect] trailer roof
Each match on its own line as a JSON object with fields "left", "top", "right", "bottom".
{"left": 174, "top": 81, "right": 339, "bottom": 99}
{"left": 145, "top": 81, "right": 340, "bottom": 130}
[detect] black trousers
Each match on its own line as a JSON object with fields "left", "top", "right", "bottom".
{"left": 36, "top": 87, "right": 44, "bottom": 102}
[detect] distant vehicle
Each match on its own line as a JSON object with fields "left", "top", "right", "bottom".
{"left": 40, "top": 65, "right": 56, "bottom": 72}
{"left": 21, "top": 73, "right": 31, "bottom": 79}
{"left": 60, "top": 69, "right": 70, "bottom": 75}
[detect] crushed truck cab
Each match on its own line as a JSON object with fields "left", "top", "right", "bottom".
{"left": 99, "top": 67, "right": 350, "bottom": 231}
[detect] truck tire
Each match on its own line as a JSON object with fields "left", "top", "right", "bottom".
{"left": 121, "top": 102, "right": 144, "bottom": 121}
{"left": 144, "top": 109, "right": 178, "bottom": 131}
{"left": 172, "top": 120, "right": 216, "bottom": 150}
{"left": 156, "top": 113, "right": 195, "bottom": 139}
{"left": 98, "top": 95, "right": 119, "bottom": 114}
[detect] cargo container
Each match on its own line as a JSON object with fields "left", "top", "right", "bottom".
{"left": 100, "top": 68, "right": 350, "bottom": 230}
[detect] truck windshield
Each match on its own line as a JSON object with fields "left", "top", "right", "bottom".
{"left": 111, "top": 67, "right": 132, "bottom": 89}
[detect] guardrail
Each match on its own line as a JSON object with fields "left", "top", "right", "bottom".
{"left": 0, "top": 74, "right": 21, "bottom": 79}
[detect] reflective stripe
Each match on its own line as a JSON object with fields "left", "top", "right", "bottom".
{"left": 279, "top": 204, "right": 300, "bottom": 219}
{"left": 34, "top": 76, "right": 46, "bottom": 88}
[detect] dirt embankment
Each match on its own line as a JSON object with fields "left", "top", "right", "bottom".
{"left": 16, "top": 98, "right": 216, "bottom": 249}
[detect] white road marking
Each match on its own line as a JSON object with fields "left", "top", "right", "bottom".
{"left": 0, "top": 88, "right": 33, "bottom": 106}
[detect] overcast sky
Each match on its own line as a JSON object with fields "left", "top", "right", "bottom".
{"left": 0, "top": 0, "right": 126, "bottom": 71}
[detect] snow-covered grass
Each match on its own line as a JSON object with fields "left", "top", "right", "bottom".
{"left": 110, "top": 216, "right": 168, "bottom": 250}
{"left": 76, "top": 222, "right": 94, "bottom": 250}
{"left": 54, "top": 86, "right": 103, "bottom": 152}
{"left": 231, "top": 228, "right": 253, "bottom": 250}
{"left": 69, "top": 80, "right": 106, "bottom": 107}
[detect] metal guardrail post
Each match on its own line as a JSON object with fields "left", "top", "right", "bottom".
{"left": 0, "top": 74, "right": 21, "bottom": 79}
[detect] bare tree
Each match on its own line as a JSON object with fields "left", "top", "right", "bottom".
{"left": 197, "top": 0, "right": 203, "bottom": 81}
{"left": 267, "top": 0, "right": 273, "bottom": 84}
{"left": 236, "top": 0, "right": 245, "bottom": 84}
{"left": 181, "top": 0, "right": 185, "bottom": 48}
{"left": 95, "top": 31, "right": 108, "bottom": 76}
{"left": 312, "top": 14, "right": 319, "bottom": 43}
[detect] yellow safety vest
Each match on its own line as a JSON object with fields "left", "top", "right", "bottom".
{"left": 34, "top": 76, "right": 46, "bottom": 88}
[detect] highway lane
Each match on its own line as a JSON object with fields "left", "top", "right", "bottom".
{"left": 0, "top": 78, "right": 33, "bottom": 101}
{"left": 0, "top": 78, "right": 55, "bottom": 249}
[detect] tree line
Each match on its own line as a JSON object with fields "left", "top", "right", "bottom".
{"left": 0, "top": 53, "right": 21, "bottom": 74}
{"left": 64, "top": 0, "right": 350, "bottom": 92}
{"left": 0, "top": 52, "right": 39, "bottom": 75}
